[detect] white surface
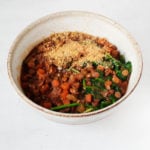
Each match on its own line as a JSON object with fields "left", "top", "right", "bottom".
{"left": 8, "top": 11, "right": 143, "bottom": 124}
{"left": 0, "top": 0, "right": 149, "bottom": 149}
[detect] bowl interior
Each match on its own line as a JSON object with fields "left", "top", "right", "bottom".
{"left": 9, "top": 11, "right": 142, "bottom": 114}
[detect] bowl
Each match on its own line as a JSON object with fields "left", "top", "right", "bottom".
{"left": 7, "top": 11, "right": 143, "bottom": 124}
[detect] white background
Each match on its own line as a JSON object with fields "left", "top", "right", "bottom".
{"left": 0, "top": 0, "right": 150, "bottom": 150}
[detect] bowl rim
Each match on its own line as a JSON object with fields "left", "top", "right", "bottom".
{"left": 7, "top": 10, "right": 143, "bottom": 118}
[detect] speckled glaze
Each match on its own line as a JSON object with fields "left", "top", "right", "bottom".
{"left": 7, "top": 11, "right": 143, "bottom": 124}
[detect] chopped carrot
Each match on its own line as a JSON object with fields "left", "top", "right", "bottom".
{"left": 61, "top": 90, "right": 70, "bottom": 104}
{"left": 112, "top": 75, "right": 120, "bottom": 84}
{"left": 75, "top": 73, "right": 84, "bottom": 80}
{"left": 91, "top": 71, "right": 99, "bottom": 78}
{"left": 97, "top": 65, "right": 104, "bottom": 71}
{"left": 122, "top": 69, "right": 129, "bottom": 76}
{"left": 105, "top": 80, "right": 112, "bottom": 90}
{"left": 60, "top": 90, "right": 68, "bottom": 100}
{"left": 52, "top": 79, "right": 59, "bottom": 87}
{"left": 61, "top": 82, "right": 70, "bottom": 90}
{"left": 85, "top": 94, "right": 92, "bottom": 103}
{"left": 105, "top": 68, "right": 113, "bottom": 76}
{"left": 114, "top": 91, "right": 121, "bottom": 98}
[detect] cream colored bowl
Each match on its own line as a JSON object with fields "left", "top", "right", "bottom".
{"left": 7, "top": 11, "right": 143, "bottom": 124}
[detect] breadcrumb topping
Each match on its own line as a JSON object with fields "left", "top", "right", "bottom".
{"left": 42, "top": 32, "right": 106, "bottom": 68}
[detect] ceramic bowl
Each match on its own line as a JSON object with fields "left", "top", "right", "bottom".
{"left": 7, "top": 11, "right": 143, "bottom": 124}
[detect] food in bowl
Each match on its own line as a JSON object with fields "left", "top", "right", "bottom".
{"left": 20, "top": 31, "right": 132, "bottom": 113}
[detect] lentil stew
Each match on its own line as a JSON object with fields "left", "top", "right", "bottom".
{"left": 21, "top": 32, "right": 132, "bottom": 113}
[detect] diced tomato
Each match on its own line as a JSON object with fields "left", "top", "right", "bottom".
{"left": 60, "top": 90, "right": 69, "bottom": 104}
{"left": 85, "top": 94, "right": 92, "bottom": 103}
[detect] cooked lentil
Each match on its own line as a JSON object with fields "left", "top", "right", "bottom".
{"left": 21, "top": 32, "right": 132, "bottom": 113}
